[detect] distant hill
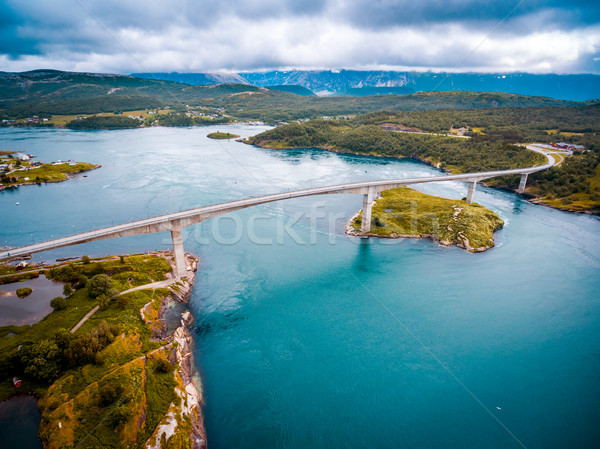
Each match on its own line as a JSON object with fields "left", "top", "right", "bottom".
{"left": 134, "top": 70, "right": 600, "bottom": 101}
{"left": 331, "top": 86, "right": 415, "bottom": 97}
{"left": 0, "top": 69, "right": 587, "bottom": 124}
{"left": 266, "top": 85, "right": 316, "bottom": 96}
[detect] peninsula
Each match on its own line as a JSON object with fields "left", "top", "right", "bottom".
{"left": 0, "top": 151, "right": 99, "bottom": 190}
{"left": 0, "top": 252, "right": 206, "bottom": 448}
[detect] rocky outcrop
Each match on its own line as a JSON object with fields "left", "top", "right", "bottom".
{"left": 144, "top": 253, "right": 206, "bottom": 448}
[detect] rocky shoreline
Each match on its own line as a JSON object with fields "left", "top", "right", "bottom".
{"left": 142, "top": 253, "right": 207, "bottom": 449}
{"left": 344, "top": 191, "right": 503, "bottom": 253}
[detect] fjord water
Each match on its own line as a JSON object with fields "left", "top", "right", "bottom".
{"left": 1, "top": 126, "right": 599, "bottom": 449}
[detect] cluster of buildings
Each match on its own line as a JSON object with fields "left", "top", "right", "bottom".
{"left": 551, "top": 142, "right": 587, "bottom": 152}
{"left": 26, "top": 116, "right": 49, "bottom": 123}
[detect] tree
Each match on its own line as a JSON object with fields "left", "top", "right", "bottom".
{"left": 22, "top": 340, "right": 61, "bottom": 382}
{"left": 50, "top": 296, "right": 67, "bottom": 310}
{"left": 53, "top": 328, "right": 73, "bottom": 350}
{"left": 97, "top": 294, "right": 109, "bottom": 310}
{"left": 63, "top": 284, "right": 74, "bottom": 297}
{"left": 81, "top": 255, "right": 90, "bottom": 264}
{"left": 16, "top": 287, "right": 33, "bottom": 298}
{"left": 75, "top": 274, "right": 88, "bottom": 290}
{"left": 87, "top": 274, "right": 117, "bottom": 299}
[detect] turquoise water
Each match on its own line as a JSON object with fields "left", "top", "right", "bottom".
{"left": 1, "top": 126, "right": 599, "bottom": 448}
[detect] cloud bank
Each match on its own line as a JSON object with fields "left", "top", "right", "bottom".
{"left": 1, "top": 0, "right": 599, "bottom": 74}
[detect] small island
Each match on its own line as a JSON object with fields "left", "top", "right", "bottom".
{"left": 207, "top": 131, "right": 240, "bottom": 139}
{"left": 347, "top": 187, "right": 504, "bottom": 252}
{"left": 16, "top": 287, "right": 33, "bottom": 298}
{"left": 0, "top": 151, "right": 99, "bottom": 190}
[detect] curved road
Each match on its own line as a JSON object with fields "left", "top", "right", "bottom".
{"left": 0, "top": 145, "right": 557, "bottom": 262}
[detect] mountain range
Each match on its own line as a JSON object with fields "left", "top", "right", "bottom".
{"left": 131, "top": 70, "right": 600, "bottom": 101}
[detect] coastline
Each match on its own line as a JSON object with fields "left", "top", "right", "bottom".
{"left": 344, "top": 191, "right": 503, "bottom": 252}
{"left": 0, "top": 164, "right": 101, "bottom": 191}
{"left": 0, "top": 251, "right": 207, "bottom": 448}
{"left": 245, "top": 139, "right": 599, "bottom": 215}
{"left": 143, "top": 252, "right": 207, "bottom": 448}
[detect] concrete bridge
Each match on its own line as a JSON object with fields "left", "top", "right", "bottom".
{"left": 0, "top": 145, "right": 556, "bottom": 277}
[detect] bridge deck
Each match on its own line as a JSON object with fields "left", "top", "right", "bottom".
{"left": 0, "top": 145, "right": 555, "bottom": 261}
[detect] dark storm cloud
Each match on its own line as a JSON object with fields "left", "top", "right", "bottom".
{"left": 336, "top": 0, "right": 600, "bottom": 30}
{"left": 0, "top": 0, "right": 598, "bottom": 73}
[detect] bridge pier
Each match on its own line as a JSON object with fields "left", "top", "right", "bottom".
{"left": 171, "top": 226, "right": 187, "bottom": 278}
{"left": 361, "top": 187, "right": 374, "bottom": 233}
{"left": 466, "top": 181, "right": 477, "bottom": 203}
{"left": 517, "top": 173, "right": 528, "bottom": 193}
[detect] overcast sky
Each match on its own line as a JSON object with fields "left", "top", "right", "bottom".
{"left": 1, "top": 0, "right": 599, "bottom": 74}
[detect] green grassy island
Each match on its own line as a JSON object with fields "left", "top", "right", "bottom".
{"left": 207, "top": 131, "right": 240, "bottom": 139}
{"left": 0, "top": 252, "right": 206, "bottom": 448}
{"left": 0, "top": 153, "right": 99, "bottom": 189}
{"left": 16, "top": 287, "right": 33, "bottom": 298}
{"left": 348, "top": 187, "right": 504, "bottom": 252}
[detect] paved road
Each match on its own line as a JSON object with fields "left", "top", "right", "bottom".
{"left": 70, "top": 305, "right": 99, "bottom": 333}
{"left": 0, "top": 145, "right": 557, "bottom": 261}
{"left": 118, "top": 279, "right": 179, "bottom": 295}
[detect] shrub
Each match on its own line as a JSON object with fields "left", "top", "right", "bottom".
{"left": 98, "top": 383, "right": 124, "bottom": 406}
{"left": 75, "top": 275, "right": 88, "bottom": 290}
{"left": 155, "top": 357, "right": 172, "bottom": 373}
{"left": 53, "top": 328, "right": 73, "bottom": 350}
{"left": 16, "top": 287, "right": 33, "bottom": 298}
{"left": 50, "top": 296, "right": 67, "bottom": 310}
{"left": 97, "top": 294, "right": 110, "bottom": 310}
{"left": 81, "top": 255, "right": 90, "bottom": 264}
{"left": 111, "top": 405, "right": 132, "bottom": 425}
{"left": 117, "top": 295, "right": 129, "bottom": 309}
{"left": 87, "top": 274, "right": 117, "bottom": 299}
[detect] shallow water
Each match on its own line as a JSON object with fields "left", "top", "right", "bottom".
{"left": 0, "top": 126, "right": 599, "bottom": 448}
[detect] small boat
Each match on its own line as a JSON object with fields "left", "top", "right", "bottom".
{"left": 15, "top": 202, "right": 19, "bottom": 205}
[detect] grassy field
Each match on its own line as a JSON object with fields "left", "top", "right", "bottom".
{"left": 45, "top": 108, "right": 174, "bottom": 126}
{"left": 350, "top": 187, "right": 504, "bottom": 252}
